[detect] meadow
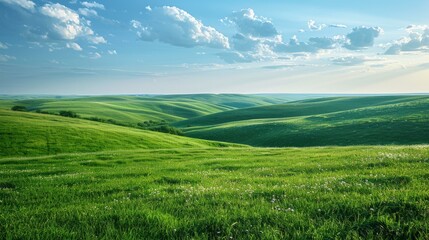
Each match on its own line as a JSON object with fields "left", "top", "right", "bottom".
{"left": 1, "top": 146, "right": 428, "bottom": 239}
{"left": 0, "top": 94, "right": 428, "bottom": 239}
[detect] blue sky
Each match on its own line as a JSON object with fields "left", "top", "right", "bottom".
{"left": 1, "top": 0, "right": 429, "bottom": 94}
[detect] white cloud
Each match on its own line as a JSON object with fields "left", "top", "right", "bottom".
{"left": 0, "top": 54, "right": 16, "bottom": 62}
{"left": 329, "top": 24, "right": 348, "bottom": 29}
{"left": 131, "top": 6, "right": 229, "bottom": 49}
{"left": 40, "top": 3, "right": 80, "bottom": 24}
{"left": 88, "top": 35, "right": 106, "bottom": 44}
{"left": 345, "top": 26, "right": 383, "bottom": 49}
{"left": 78, "top": 8, "right": 98, "bottom": 17}
{"left": 66, "top": 42, "right": 82, "bottom": 51}
{"left": 224, "top": 8, "right": 278, "bottom": 38}
{"left": 89, "top": 52, "right": 101, "bottom": 59}
{"left": 40, "top": 3, "right": 93, "bottom": 40}
{"left": 3, "top": 2, "right": 108, "bottom": 48}
{"left": 0, "top": 0, "right": 35, "bottom": 11}
{"left": 81, "top": 1, "right": 104, "bottom": 10}
{"left": 308, "top": 20, "right": 326, "bottom": 31}
{"left": 405, "top": 25, "right": 428, "bottom": 32}
{"left": 0, "top": 42, "right": 8, "bottom": 49}
{"left": 107, "top": 50, "right": 117, "bottom": 55}
{"left": 385, "top": 27, "right": 429, "bottom": 55}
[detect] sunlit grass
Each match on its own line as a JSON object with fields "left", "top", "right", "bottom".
{"left": 1, "top": 146, "right": 428, "bottom": 239}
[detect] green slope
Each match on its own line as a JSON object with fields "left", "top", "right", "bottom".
{"left": 155, "top": 94, "right": 284, "bottom": 108}
{"left": 178, "top": 96, "right": 429, "bottom": 147}
{"left": 1, "top": 94, "right": 283, "bottom": 126}
{"left": 175, "top": 96, "right": 426, "bottom": 127}
{"left": 0, "top": 109, "right": 241, "bottom": 157}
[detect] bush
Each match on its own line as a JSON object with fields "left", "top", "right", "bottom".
{"left": 146, "top": 125, "right": 184, "bottom": 136}
{"left": 11, "top": 106, "right": 27, "bottom": 112}
{"left": 59, "top": 110, "right": 79, "bottom": 118}
{"left": 137, "top": 120, "right": 183, "bottom": 136}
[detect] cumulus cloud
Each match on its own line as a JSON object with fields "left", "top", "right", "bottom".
{"left": 2, "top": 2, "right": 107, "bottom": 49}
{"left": 224, "top": 9, "right": 278, "bottom": 38}
{"left": 88, "top": 35, "right": 106, "bottom": 44}
{"left": 0, "top": 0, "right": 35, "bottom": 11}
{"left": 219, "top": 9, "right": 350, "bottom": 63}
{"left": 308, "top": 20, "right": 326, "bottom": 31}
{"left": 107, "top": 50, "right": 117, "bottom": 55}
{"left": 385, "top": 27, "right": 429, "bottom": 55}
{"left": 305, "top": 20, "right": 347, "bottom": 32}
{"left": 220, "top": 8, "right": 284, "bottom": 62}
{"left": 81, "top": 1, "right": 104, "bottom": 10}
{"left": 39, "top": 3, "right": 100, "bottom": 42}
{"left": 345, "top": 26, "right": 383, "bottom": 49}
{"left": 131, "top": 6, "right": 229, "bottom": 49}
{"left": 66, "top": 42, "right": 82, "bottom": 51}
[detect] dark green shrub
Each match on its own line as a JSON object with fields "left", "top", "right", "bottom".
{"left": 59, "top": 110, "right": 79, "bottom": 118}
{"left": 11, "top": 106, "right": 27, "bottom": 112}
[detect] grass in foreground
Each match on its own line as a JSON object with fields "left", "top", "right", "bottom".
{"left": 1, "top": 146, "right": 428, "bottom": 239}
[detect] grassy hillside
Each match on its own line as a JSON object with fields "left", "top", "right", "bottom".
{"left": 1, "top": 146, "right": 428, "bottom": 239}
{"left": 178, "top": 96, "right": 429, "bottom": 147}
{"left": 155, "top": 94, "right": 283, "bottom": 108}
{"left": 0, "top": 109, "right": 240, "bottom": 157}
{"left": 0, "top": 94, "right": 283, "bottom": 126}
{"left": 175, "top": 96, "right": 427, "bottom": 127}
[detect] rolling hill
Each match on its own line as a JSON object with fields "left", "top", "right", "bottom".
{"left": 1, "top": 94, "right": 284, "bottom": 126}
{"left": 176, "top": 96, "right": 429, "bottom": 147}
{"left": 0, "top": 109, "right": 241, "bottom": 157}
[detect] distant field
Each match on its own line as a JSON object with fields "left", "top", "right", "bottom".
{"left": 0, "top": 94, "right": 283, "bottom": 125}
{"left": 0, "top": 109, "right": 240, "bottom": 157}
{"left": 1, "top": 146, "right": 428, "bottom": 239}
{"left": 177, "top": 96, "right": 429, "bottom": 147}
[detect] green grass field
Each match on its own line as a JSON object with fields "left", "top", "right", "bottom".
{"left": 177, "top": 96, "right": 429, "bottom": 147}
{"left": 1, "top": 94, "right": 428, "bottom": 239}
{"left": 1, "top": 146, "right": 428, "bottom": 239}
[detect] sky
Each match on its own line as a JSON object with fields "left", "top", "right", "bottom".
{"left": 0, "top": 0, "right": 429, "bottom": 94}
